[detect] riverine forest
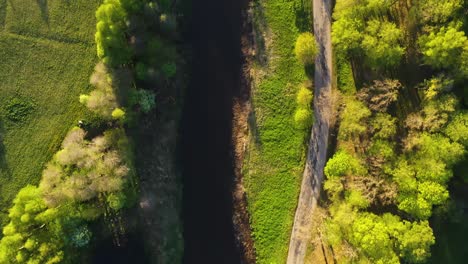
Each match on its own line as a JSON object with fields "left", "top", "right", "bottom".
{"left": 0, "top": 0, "right": 466, "bottom": 263}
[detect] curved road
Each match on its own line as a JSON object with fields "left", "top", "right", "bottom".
{"left": 287, "top": 0, "right": 333, "bottom": 263}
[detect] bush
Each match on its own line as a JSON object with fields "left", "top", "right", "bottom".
{"left": 129, "top": 89, "right": 156, "bottom": 113}
{"left": 294, "top": 32, "right": 318, "bottom": 65}
{"left": 296, "top": 86, "right": 313, "bottom": 108}
{"left": 5, "top": 98, "right": 34, "bottom": 122}
{"left": 294, "top": 108, "right": 313, "bottom": 129}
{"left": 112, "top": 108, "right": 126, "bottom": 120}
{"left": 107, "top": 192, "right": 127, "bottom": 210}
{"left": 162, "top": 62, "right": 177, "bottom": 79}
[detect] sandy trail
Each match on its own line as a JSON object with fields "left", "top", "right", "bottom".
{"left": 286, "top": 0, "right": 333, "bottom": 263}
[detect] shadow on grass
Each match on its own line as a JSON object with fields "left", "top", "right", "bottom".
{"left": 252, "top": 0, "right": 268, "bottom": 66}
{"left": 36, "top": 0, "right": 49, "bottom": 25}
{"left": 248, "top": 99, "right": 262, "bottom": 148}
{"left": 0, "top": 119, "right": 11, "bottom": 180}
{"left": 294, "top": 0, "right": 312, "bottom": 33}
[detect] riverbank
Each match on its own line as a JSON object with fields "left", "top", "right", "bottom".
{"left": 242, "top": 0, "right": 314, "bottom": 262}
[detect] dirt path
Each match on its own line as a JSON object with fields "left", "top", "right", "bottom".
{"left": 286, "top": 0, "right": 333, "bottom": 263}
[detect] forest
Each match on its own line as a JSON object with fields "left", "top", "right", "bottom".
{"left": 0, "top": 0, "right": 466, "bottom": 263}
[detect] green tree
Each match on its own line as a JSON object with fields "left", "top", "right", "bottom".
{"left": 338, "top": 97, "right": 371, "bottom": 140}
{"left": 0, "top": 186, "right": 65, "bottom": 264}
{"left": 419, "top": 25, "right": 467, "bottom": 69}
{"left": 417, "top": 0, "right": 463, "bottom": 24}
{"left": 445, "top": 111, "right": 468, "bottom": 146}
{"left": 325, "top": 150, "right": 364, "bottom": 178}
{"left": 370, "top": 113, "right": 397, "bottom": 139}
{"left": 362, "top": 20, "right": 404, "bottom": 68}
{"left": 350, "top": 213, "right": 399, "bottom": 263}
{"left": 95, "top": 0, "right": 131, "bottom": 66}
{"left": 294, "top": 32, "right": 318, "bottom": 65}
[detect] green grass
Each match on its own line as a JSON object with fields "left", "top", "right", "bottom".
{"left": 4, "top": 0, "right": 100, "bottom": 43}
{"left": 244, "top": 0, "right": 312, "bottom": 262}
{"left": 0, "top": 1, "right": 98, "bottom": 226}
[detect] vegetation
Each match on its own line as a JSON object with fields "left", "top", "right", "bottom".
{"left": 0, "top": 0, "right": 182, "bottom": 261}
{"left": 294, "top": 32, "right": 318, "bottom": 65}
{"left": 324, "top": 0, "right": 468, "bottom": 263}
{"left": 244, "top": 0, "right": 313, "bottom": 262}
{"left": 0, "top": 3, "right": 96, "bottom": 227}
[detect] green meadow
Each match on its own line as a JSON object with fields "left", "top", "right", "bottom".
{"left": 0, "top": 0, "right": 99, "bottom": 226}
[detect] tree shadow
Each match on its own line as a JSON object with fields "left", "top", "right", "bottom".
{"left": 0, "top": 119, "right": 11, "bottom": 181}
{"left": 247, "top": 100, "right": 262, "bottom": 148}
{"left": 35, "top": 0, "right": 49, "bottom": 25}
{"left": 294, "top": 0, "right": 312, "bottom": 33}
{"left": 251, "top": 0, "right": 268, "bottom": 66}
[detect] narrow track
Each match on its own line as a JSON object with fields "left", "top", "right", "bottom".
{"left": 286, "top": 0, "right": 333, "bottom": 262}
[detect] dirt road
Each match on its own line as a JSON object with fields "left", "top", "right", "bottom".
{"left": 286, "top": 0, "right": 333, "bottom": 263}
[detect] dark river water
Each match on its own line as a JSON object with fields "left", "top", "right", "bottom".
{"left": 180, "top": 0, "right": 244, "bottom": 263}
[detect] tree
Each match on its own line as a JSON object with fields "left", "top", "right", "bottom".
{"left": 357, "top": 80, "right": 402, "bottom": 112}
{"left": 395, "top": 220, "right": 435, "bottom": 263}
{"left": 40, "top": 128, "right": 130, "bottom": 207}
{"left": 350, "top": 213, "right": 399, "bottom": 263}
{"left": 294, "top": 32, "right": 318, "bottom": 65}
{"left": 362, "top": 20, "right": 404, "bottom": 68}
{"left": 0, "top": 186, "right": 65, "bottom": 264}
{"left": 325, "top": 150, "right": 364, "bottom": 178}
{"left": 419, "top": 25, "right": 467, "bottom": 69}
{"left": 332, "top": 15, "right": 363, "bottom": 55}
{"left": 80, "top": 63, "right": 119, "bottom": 119}
{"left": 417, "top": 0, "right": 463, "bottom": 24}
{"left": 420, "top": 75, "right": 454, "bottom": 100}
{"left": 445, "top": 111, "right": 468, "bottom": 146}
{"left": 338, "top": 97, "right": 371, "bottom": 140}
{"left": 95, "top": 0, "right": 131, "bottom": 66}
{"left": 370, "top": 113, "right": 397, "bottom": 139}
{"left": 405, "top": 94, "right": 458, "bottom": 133}
{"left": 130, "top": 89, "right": 157, "bottom": 113}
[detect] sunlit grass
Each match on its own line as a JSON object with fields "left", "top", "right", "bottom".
{"left": 0, "top": 1, "right": 98, "bottom": 226}
{"left": 244, "top": 0, "right": 312, "bottom": 262}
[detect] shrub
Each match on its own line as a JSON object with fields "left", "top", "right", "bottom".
{"left": 294, "top": 108, "right": 313, "bottom": 129}
{"left": 294, "top": 32, "right": 318, "bottom": 65}
{"left": 296, "top": 86, "right": 313, "bottom": 108}
{"left": 162, "top": 62, "right": 177, "bottom": 79}
{"left": 112, "top": 108, "right": 126, "bottom": 120}
{"left": 107, "top": 192, "right": 127, "bottom": 210}
{"left": 5, "top": 98, "right": 34, "bottom": 122}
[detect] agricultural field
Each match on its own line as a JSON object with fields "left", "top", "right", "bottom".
{"left": 0, "top": 0, "right": 99, "bottom": 226}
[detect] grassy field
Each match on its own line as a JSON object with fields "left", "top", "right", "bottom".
{"left": 0, "top": 1, "right": 98, "bottom": 226}
{"left": 244, "top": 0, "right": 312, "bottom": 262}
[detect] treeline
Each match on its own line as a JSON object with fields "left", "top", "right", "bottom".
{"left": 322, "top": 0, "right": 468, "bottom": 263}
{"left": 0, "top": 0, "right": 180, "bottom": 263}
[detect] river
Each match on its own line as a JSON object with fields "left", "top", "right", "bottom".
{"left": 180, "top": 0, "right": 244, "bottom": 263}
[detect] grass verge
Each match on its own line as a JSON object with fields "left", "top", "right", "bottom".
{"left": 244, "top": 0, "right": 312, "bottom": 262}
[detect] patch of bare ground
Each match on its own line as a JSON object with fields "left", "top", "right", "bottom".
{"left": 232, "top": 2, "right": 256, "bottom": 263}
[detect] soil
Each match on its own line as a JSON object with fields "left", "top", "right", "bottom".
{"left": 231, "top": 2, "right": 256, "bottom": 263}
